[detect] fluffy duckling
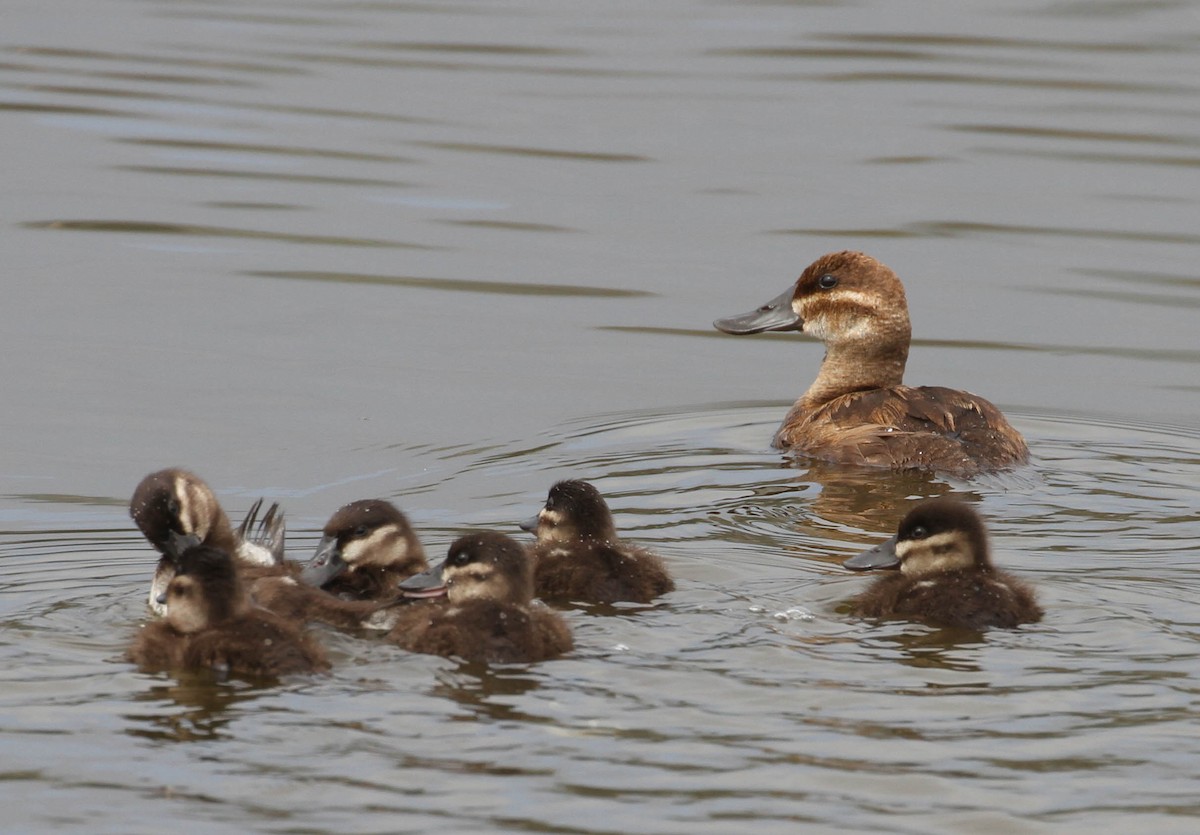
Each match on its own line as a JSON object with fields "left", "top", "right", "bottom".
{"left": 520, "top": 480, "right": 674, "bottom": 604}
{"left": 714, "top": 251, "right": 1028, "bottom": 478}
{"left": 251, "top": 499, "right": 428, "bottom": 629}
{"left": 845, "top": 498, "right": 1042, "bottom": 630}
{"left": 387, "top": 531, "right": 573, "bottom": 664}
{"left": 127, "top": 545, "right": 329, "bottom": 677}
{"left": 299, "top": 499, "right": 428, "bottom": 598}
{"left": 130, "top": 468, "right": 284, "bottom": 616}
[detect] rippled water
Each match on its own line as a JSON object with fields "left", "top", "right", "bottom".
{"left": 3, "top": 0, "right": 1199, "bottom": 831}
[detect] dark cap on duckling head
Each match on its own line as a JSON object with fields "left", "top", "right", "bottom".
{"left": 520, "top": 479, "right": 616, "bottom": 543}
{"left": 844, "top": 497, "right": 990, "bottom": 573}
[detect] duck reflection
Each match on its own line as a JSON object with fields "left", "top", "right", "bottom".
{"left": 428, "top": 664, "right": 547, "bottom": 724}
{"left": 124, "top": 675, "right": 273, "bottom": 742}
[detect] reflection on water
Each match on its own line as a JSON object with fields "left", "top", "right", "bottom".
{"left": 125, "top": 676, "right": 272, "bottom": 743}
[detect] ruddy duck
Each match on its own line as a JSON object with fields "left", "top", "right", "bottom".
{"left": 127, "top": 545, "right": 329, "bottom": 677}
{"left": 520, "top": 480, "right": 674, "bottom": 604}
{"left": 130, "top": 468, "right": 283, "bottom": 615}
{"left": 714, "top": 251, "right": 1028, "bottom": 478}
{"left": 845, "top": 497, "right": 1042, "bottom": 629}
{"left": 389, "top": 531, "right": 573, "bottom": 663}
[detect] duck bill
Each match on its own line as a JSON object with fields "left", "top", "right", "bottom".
{"left": 843, "top": 535, "right": 901, "bottom": 571}
{"left": 164, "top": 530, "right": 203, "bottom": 563}
{"left": 518, "top": 514, "right": 540, "bottom": 534}
{"left": 713, "top": 285, "right": 802, "bottom": 334}
{"left": 300, "top": 535, "right": 346, "bottom": 588}
{"left": 399, "top": 562, "right": 448, "bottom": 599}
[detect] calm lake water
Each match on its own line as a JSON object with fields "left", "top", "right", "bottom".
{"left": 2, "top": 0, "right": 1199, "bottom": 831}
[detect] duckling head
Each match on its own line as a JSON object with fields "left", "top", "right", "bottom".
{"left": 844, "top": 497, "right": 990, "bottom": 576}
{"left": 131, "top": 468, "right": 232, "bottom": 562}
{"left": 159, "top": 545, "right": 249, "bottom": 632}
{"left": 301, "top": 499, "right": 426, "bottom": 588}
{"left": 400, "top": 531, "right": 533, "bottom": 606}
{"left": 519, "top": 479, "right": 616, "bottom": 544}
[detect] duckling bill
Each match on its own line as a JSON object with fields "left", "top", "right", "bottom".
{"left": 845, "top": 498, "right": 1042, "bottom": 630}
{"left": 714, "top": 251, "right": 1028, "bottom": 478}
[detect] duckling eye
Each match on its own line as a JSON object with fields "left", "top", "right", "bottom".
{"left": 166, "top": 498, "right": 181, "bottom": 516}
{"left": 353, "top": 525, "right": 369, "bottom": 537}
{"left": 909, "top": 525, "right": 928, "bottom": 540}
{"left": 817, "top": 273, "right": 838, "bottom": 290}
{"left": 448, "top": 551, "right": 470, "bottom": 567}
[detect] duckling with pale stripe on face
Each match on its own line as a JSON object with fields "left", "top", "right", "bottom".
{"left": 252, "top": 499, "right": 429, "bottom": 629}
{"left": 127, "top": 544, "right": 329, "bottom": 678}
{"left": 387, "top": 531, "right": 573, "bottom": 664}
{"left": 520, "top": 479, "right": 674, "bottom": 605}
{"left": 714, "top": 251, "right": 1028, "bottom": 478}
{"left": 845, "top": 497, "right": 1042, "bottom": 630}
{"left": 130, "top": 468, "right": 284, "bottom": 616}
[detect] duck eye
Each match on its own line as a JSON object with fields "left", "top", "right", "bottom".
{"left": 449, "top": 551, "right": 469, "bottom": 566}
{"left": 817, "top": 273, "right": 838, "bottom": 290}
{"left": 909, "top": 525, "right": 928, "bottom": 540}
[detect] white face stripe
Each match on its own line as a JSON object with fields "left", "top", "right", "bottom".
{"left": 445, "top": 563, "right": 503, "bottom": 602}
{"left": 173, "top": 473, "right": 215, "bottom": 539}
{"left": 537, "top": 508, "right": 575, "bottom": 544}
{"left": 898, "top": 531, "right": 973, "bottom": 577}
{"left": 342, "top": 525, "right": 406, "bottom": 568}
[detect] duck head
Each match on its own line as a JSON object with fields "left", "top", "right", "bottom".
{"left": 159, "top": 545, "right": 250, "bottom": 632}
{"left": 400, "top": 531, "right": 533, "bottom": 605}
{"left": 302, "top": 499, "right": 426, "bottom": 587}
{"left": 131, "top": 468, "right": 233, "bottom": 563}
{"left": 519, "top": 479, "right": 617, "bottom": 544}
{"left": 844, "top": 497, "right": 991, "bottom": 576}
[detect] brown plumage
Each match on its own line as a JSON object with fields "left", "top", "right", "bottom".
{"left": 130, "top": 468, "right": 285, "bottom": 616}
{"left": 250, "top": 499, "right": 430, "bottom": 629}
{"left": 388, "top": 531, "right": 573, "bottom": 664}
{"left": 713, "top": 251, "right": 1028, "bottom": 478}
{"left": 520, "top": 480, "right": 674, "bottom": 605}
{"left": 127, "top": 545, "right": 329, "bottom": 677}
{"left": 846, "top": 498, "right": 1042, "bottom": 630}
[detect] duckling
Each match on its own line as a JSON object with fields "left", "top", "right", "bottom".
{"left": 714, "top": 251, "right": 1028, "bottom": 478}
{"left": 519, "top": 480, "right": 674, "bottom": 604}
{"left": 130, "top": 468, "right": 284, "bottom": 616}
{"left": 300, "top": 499, "right": 428, "bottom": 598}
{"left": 127, "top": 545, "right": 329, "bottom": 677}
{"left": 387, "top": 531, "right": 573, "bottom": 664}
{"left": 845, "top": 497, "right": 1042, "bottom": 630}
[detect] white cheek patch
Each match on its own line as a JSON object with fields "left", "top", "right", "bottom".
{"left": 538, "top": 509, "right": 573, "bottom": 543}
{"left": 801, "top": 289, "right": 879, "bottom": 342}
{"left": 899, "top": 532, "right": 972, "bottom": 576}
{"left": 447, "top": 565, "right": 498, "bottom": 602}
{"left": 342, "top": 527, "right": 404, "bottom": 569}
